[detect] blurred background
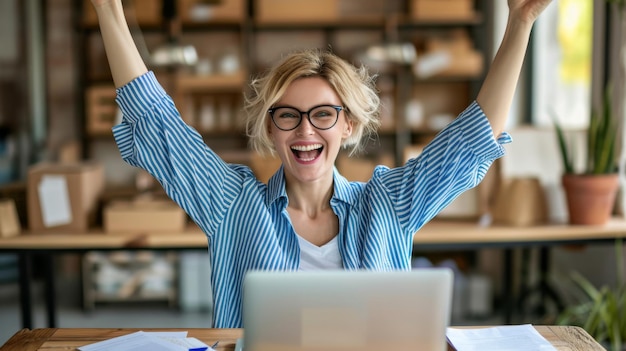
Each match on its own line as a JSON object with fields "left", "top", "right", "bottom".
{"left": 0, "top": 0, "right": 625, "bottom": 346}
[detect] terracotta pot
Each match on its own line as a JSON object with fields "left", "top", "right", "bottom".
{"left": 562, "top": 174, "right": 620, "bottom": 225}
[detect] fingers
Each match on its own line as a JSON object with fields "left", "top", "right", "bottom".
{"left": 508, "top": 0, "right": 553, "bottom": 25}
{"left": 91, "top": 0, "right": 114, "bottom": 9}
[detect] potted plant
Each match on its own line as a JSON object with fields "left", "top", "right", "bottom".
{"left": 553, "top": 85, "right": 620, "bottom": 225}
{"left": 557, "top": 239, "right": 626, "bottom": 351}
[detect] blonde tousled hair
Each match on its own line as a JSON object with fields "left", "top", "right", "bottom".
{"left": 244, "top": 48, "right": 381, "bottom": 156}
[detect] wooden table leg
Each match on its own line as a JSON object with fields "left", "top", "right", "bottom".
{"left": 43, "top": 253, "right": 56, "bottom": 328}
{"left": 18, "top": 253, "right": 33, "bottom": 329}
{"left": 503, "top": 248, "right": 514, "bottom": 324}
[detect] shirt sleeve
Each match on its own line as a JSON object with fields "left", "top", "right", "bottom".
{"left": 374, "top": 101, "right": 510, "bottom": 233}
{"left": 111, "top": 71, "right": 243, "bottom": 236}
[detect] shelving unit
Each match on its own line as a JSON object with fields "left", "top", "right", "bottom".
{"left": 76, "top": 0, "right": 493, "bottom": 176}
{"left": 82, "top": 250, "right": 179, "bottom": 310}
{"left": 74, "top": 0, "right": 493, "bottom": 305}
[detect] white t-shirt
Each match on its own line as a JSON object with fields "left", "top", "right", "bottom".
{"left": 296, "top": 234, "right": 343, "bottom": 270}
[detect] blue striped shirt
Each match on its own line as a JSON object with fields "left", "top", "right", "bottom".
{"left": 112, "top": 71, "right": 511, "bottom": 328}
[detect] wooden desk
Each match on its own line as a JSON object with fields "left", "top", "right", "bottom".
{"left": 2, "top": 218, "right": 626, "bottom": 329}
{"left": 0, "top": 326, "right": 606, "bottom": 351}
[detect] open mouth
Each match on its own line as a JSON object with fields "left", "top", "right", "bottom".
{"left": 291, "top": 144, "right": 323, "bottom": 162}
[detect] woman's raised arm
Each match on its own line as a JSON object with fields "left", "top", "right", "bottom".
{"left": 476, "top": 0, "right": 552, "bottom": 137}
{"left": 91, "top": 0, "right": 148, "bottom": 88}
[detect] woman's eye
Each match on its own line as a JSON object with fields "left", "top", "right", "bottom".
{"left": 279, "top": 112, "right": 298, "bottom": 118}
{"left": 313, "top": 110, "right": 332, "bottom": 117}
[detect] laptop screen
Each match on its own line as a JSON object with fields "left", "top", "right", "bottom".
{"left": 240, "top": 269, "right": 453, "bottom": 351}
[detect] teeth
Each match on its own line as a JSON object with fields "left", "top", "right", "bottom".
{"left": 291, "top": 144, "right": 322, "bottom": 152}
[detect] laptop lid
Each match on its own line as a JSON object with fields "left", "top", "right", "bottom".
{"left": 241, "top": 268, "right": 453, "bottom": 351}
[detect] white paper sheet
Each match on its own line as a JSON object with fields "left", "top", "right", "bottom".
{"left": 446, "top": 324, "right": 557, "bottom": 351}
{"left": 157, "top": 336, "right": 211, "bottom": 351}
{"left": 37, "top": 175, "right": 72, "bottom": 227}
{"left": 78, "top": 331, "right": 212, "bottom": 351}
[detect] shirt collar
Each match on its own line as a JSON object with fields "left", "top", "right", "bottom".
{"left": 266, "top": 165, "right": 288, "bottom": 208}
{"left": 265, "top": 166, "right": 358, "bottom": 209}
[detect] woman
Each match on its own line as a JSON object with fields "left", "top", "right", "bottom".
{"left": 90, "top": 0, "right": 552, "bottom": 328}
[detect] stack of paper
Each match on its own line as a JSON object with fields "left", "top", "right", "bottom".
{"left": 446, "top": 324, "right": 557, "bottom": 351}
{"left": 78, "top": 331, "right": 215, "bottom": 351}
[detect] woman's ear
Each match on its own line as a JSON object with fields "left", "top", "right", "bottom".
{"left": 342, "top": 118, "right": 353, "bottom": 139}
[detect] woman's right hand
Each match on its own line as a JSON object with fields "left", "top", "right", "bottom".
{"left": 90, "top": 0, "right": 114, "bottom": 7}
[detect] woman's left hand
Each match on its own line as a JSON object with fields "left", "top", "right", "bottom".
{"left": 508, "top": 0, "right": 553, "bottom": 25}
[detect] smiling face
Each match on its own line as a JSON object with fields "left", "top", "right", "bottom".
{"left": 269, "top": 76, "right": 353, "bottom": 184}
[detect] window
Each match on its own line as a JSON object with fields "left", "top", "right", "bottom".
{"left": 532, "top": 0, "right": 594, "bottom": 129}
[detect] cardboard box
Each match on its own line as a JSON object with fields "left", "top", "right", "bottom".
{"left": 420, "top": 31, "right": 484, "bottom": 78}
{"left": 0, "top": 199, "right": 21, "bottom": 237}
{"left": 493, "top": 177, "right": 548, "bottom": 227}
{"left": 82, "top": 0, "right": 161, "bottom": 27}
{"left": 411, "top": 0, "right": 474, "bottom": 20}
{"left": 336, "top": 153, "right": 394, "bottom": 182}
{"left": 425, "top": 30, "right": 474, "bottom": 54}
{"left": 27, "top": 162, "right": 104, "bottom": 233}
{"left": 255, "top": 0, "right": 338, "bottom": 24}
{"left": 86, "top": 85, "right": 118, "bottom": 136}
{"left": 435, "top": 50, "right": 484, "bottom": 78}
{"left": 104, "top": 199, "right": 187, "bottom": 234}
{"left": 0, "top": 182, "right": 27, "bottom": 229}
{"left": 337, "top": 0, "right": 403, "bottom": 21}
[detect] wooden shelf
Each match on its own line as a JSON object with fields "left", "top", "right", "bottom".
{"left": 253, "top": 19, "right": 387, "bottom": 29}
{"left": 399, "top": 13, "right": 484, "bottom": 27}
{"left": 78, "top": 0, "right": 494, "bottom": 173}
{"left": 253, "top": 14, "right": 484, "bottom": 29}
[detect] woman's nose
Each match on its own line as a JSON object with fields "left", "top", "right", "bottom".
{"left": 295, "top": 114, "right": 315, "bottom": 135}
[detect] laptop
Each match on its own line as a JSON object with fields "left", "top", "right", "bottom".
{"left": 236, "top": 268, "right": 453, "bottom": 351}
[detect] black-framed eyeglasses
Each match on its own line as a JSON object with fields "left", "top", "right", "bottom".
{"left": 268, "top": 104, "right": 344, "bottom": 131}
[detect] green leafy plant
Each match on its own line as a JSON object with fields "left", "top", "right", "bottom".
{"left": 557, "top": 239, "right": 626, "bottom": 351}
{"left": 606, "top": 0, "right": 626, "bottom": 9}
{"left": 552, "top": 85, "right": 618, "bottom": 175}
